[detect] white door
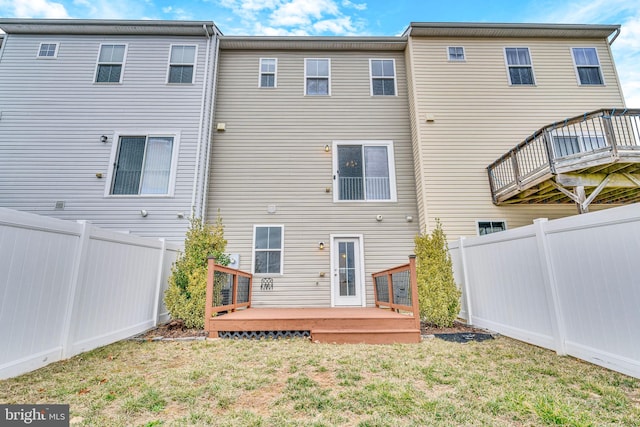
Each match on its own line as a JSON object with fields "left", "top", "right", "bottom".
{"left": 332, "top": 237, "right": 363, "bottom": 306}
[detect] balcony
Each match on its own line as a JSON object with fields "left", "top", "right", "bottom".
{"left": 487, "top": 108, "right": 640, "bottom": 212}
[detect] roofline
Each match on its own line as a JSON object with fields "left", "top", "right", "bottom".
{"left": 219, "top": 35, "right": 407, "bottom": 51}
{"left": 0, "top": 19, "right": 222, "bottom": 37}
{"left": 403, "top": 22, "right": 620, "bottom": 40}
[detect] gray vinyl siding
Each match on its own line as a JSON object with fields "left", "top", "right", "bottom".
{"left": 406, "top": 36, "right": 625, "bottom": 239}
{"left": 0, "top": 33, "right": 215, "bottom": 241}
{"left": 208, "top": 49, "right": 419, "bottom": 307}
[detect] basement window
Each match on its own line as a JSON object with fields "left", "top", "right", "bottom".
{"left": 477, "top": 221, "right": 506, "bottom": 235}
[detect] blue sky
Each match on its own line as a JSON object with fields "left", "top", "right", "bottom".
{"left": 1, "top": 0, "right": 639, "bottom": 104}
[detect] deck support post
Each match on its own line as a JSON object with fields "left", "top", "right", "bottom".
{"left": 409, "top": 255, "right": 420, "bottom": 330}
{"left": 575, "top": 186, "right": 588, "bottom": 214}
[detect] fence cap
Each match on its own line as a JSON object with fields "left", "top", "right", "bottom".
{"left": 409, "top": 254, "right": 416, "bottom": 259}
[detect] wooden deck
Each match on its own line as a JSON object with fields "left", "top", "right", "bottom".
{"left": 207, "top": 307, "right": 421, "bottom": 344}
{"left": 488, "top": 109, "right": 640, "bottom": 211}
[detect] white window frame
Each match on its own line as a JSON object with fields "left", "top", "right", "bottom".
{"left": 504, "top": 47, "right": 536, "bottom": 86}
{"left": 94, "top": 43, "right": 128, "bottom": 84}
{"left": 447, "top": 46, "right": 465, "bottom": 61}
{"left": 332, "top": 140, "right": 398, "bottom": 203}
{"left": 104, "top": 130, "right": 180, "bottom": 197}
{"left": 259, "top": 58, "right": 277, "bottom": 88}
{"left": 37, "top": 42, "right": 59, "bottom": 59}
{"left": 571, "top": 47, "right": 605, "bottom": 86}
{"left": 476, "top": 220, "right": 507, "bottom": 236}
{"left": 167, "top": 44, "right": 197, "bottom": 84}
{"left": 252, "top": 225, "right": 284, "bottom": 276}
{"left": 369, "top": 58, "right": 397, "bottom": 96}
{"left": 304, "top": 58, "right": 331, "bottom": 96}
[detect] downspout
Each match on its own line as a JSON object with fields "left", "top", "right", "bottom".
{"left": 191, "top": 24, "right": 213, "bottom": 218}
{"left": 608, "top": 27, "right": 620, "bottom": 45}
{"left": 199, "top": 33, "right": 220, "bottom": 220}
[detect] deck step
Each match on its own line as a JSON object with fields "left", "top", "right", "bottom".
{"left": 311, "top": 328, "right": 421, "bottom": 344}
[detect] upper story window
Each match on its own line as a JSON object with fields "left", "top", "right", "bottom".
{"left": 37, "top": 43, "right": 58, "bottom": 58}
{"left": 333, "top": 141, "right": 397, "bottom": 202}
{"left": 110, "top": 135, "right": 176, "bottom": 195}
{"left": 253, "top": 225, "right": 284, "bottom": 275}
{"left": 370, "top": 59, "right": 396, "bottom": 96}
{"left": 168, "top": 45, "right": 196, "bottom": 84}
{"left": 447, "top": 46, "right": 465, "bottom": 61}
{"left": 305, "top": 58, "right": 330, "bottom": 95}
{"left": 505, "top": 47, "right": 535, "bottom": 85}
{"left": 95, "top": 44, "right": 126, "bottom": 83}
{"left": 572, "top": 47, "right": 604, "bottom": 85}
{"left": 259, "top": 58, "right": 277, "bottom": 88}
{"left": 478, "top": 221, "right": 506, "bottom": 235}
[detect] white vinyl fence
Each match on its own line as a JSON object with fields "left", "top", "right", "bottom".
{"left": 0, "top": 208, "right": 181, "bottom": 379}
{"left": 450, "top": 203, "right": 640, "bottom": 379}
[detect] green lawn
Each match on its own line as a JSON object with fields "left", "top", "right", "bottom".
{"left": 1, "top": 336, "right": 638, "bottom": 426}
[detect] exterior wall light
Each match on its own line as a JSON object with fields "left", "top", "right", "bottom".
{"left": 324, "top": 144, "right": 330, "bottom": 152}
{"left": 140, "top": 209, "right": 148, "bottom": 217}
{"left": 318, "top": 242, "right": 325, "bottom": 250}
{"left": 100, "top": 135, "right": 108, "bottom": 143}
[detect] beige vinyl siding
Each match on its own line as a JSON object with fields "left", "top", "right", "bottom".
{"left": 208, "top": 49, "right": 419, "bottom": 307}
{"left": 407, "top": 36, "right": 625, "bottom": 239}
{"left": 0, "top": 34, "right": 215, "bottom": 241}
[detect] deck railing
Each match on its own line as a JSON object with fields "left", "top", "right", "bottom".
{"left": 204, "top": 257, "right": 252, "bottom": 319}
{"left": 371, "top": 255, "right": 420, "bottom": 329}
{"left": 487, "top": 108, "right": 640, "bottom": 203}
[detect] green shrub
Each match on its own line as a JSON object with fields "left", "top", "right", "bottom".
{"left": 164, "top": 213, "right": 229, "bottom": 328}
{"left": 414, "top": 219, "right": 461, "bottom": 327}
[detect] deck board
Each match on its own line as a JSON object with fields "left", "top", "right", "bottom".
{"left": 206, "top": 307, "right": 421, "bottom": 344}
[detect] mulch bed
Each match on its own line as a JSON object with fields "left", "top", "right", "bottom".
{"left": 421, "top": 321, "right": 495, "bottom": 343}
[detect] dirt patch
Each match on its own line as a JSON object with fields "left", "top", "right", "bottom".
{"left": 135, "top": 320, "right": 208, "bottom": 340}
{"left": 420, "top": 320, "right": 489, "bottom": 335}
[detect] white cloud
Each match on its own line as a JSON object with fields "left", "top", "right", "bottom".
{"left": 313, "top": 17, "right": 356, "bottom": 35}
{"left": 269, "top": 0, "right": 339, "bottom": 27}
{"left": 342, "top": 0, "right": 366, "bottom": 11}
{"left": 0, "top": 0, "right": 69, "bottom": 18}
{"left": 161, "top": 5, "right": 194, "bottom": 20}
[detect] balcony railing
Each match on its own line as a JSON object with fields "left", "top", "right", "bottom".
{"left": 487, "top": 108, "right": 640, "bottom": 204}
{"left": 204, "top": 258, "right": 252, "bottom": 319}
{"left": 339, "top": 176, "right": 390, "bottom": 200}
{"left": 371, "top": 255, "right": 420, "bottom": 329}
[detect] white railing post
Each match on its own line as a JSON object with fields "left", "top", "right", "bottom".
{"left": 533, "top": 218, "right": 567, "bottom": 355}
{"left": 61, "top": 220, "right": 91, "bottom": 358}
{"left": 458, "top": 237, "right": 473, "bottom": 325}
{"left": 152, "top": 238, "right": 167, "bottom": 327}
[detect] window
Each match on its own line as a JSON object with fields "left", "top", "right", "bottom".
{"left": 478, "top": 221, "right": 506, "bottom": 235}
{"left": 505, "top": 47, "right": 535, "bottom": 85}
{"left": 370, "top": 59, "right": 396, "bottom": 96}
{"left": 168, "top": 45, "right": 196, "bottom": 84}
{"left": 253, "top": 226, "right": 283, "bottom": 275}
{"left": 95, "top": 44, "right": 126, "bottom": 83}
{"left": 448, "top": 46, "right": 465, "bottom": 61}
{"left": 552, "top": 134, "right": 607, "bottom": 158}
{"left": 305, "top": 58, "right": 330, "bottom": 95}
{"left": 333, "top": 141, "right": 397, "bottom": 202}
{"left": 259, "top": 58, "right": 277, "bottom": 88}
{"left": 37, "top": 43, "right": 58, "bottom": 58}
{"left": 110, "top": 135, "right": 175, "bottom": 195}
{"left": 572, "top": 47, "right": 604, "bottom": 85}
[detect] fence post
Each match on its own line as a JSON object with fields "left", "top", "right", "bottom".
{"left": 533, "top": 218, "right": 567, "bottom": 355}
{"left": 458, "top": 237, "right": 474, "bottom": 325}
{"left": 61, "top": 220, "right": 91, "bottom": 358}
{"left": 152, "top": 238, "right": 167, "bottom": 327}
{"left": 409, "top": 255, "right": 420, "bottom": 330}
